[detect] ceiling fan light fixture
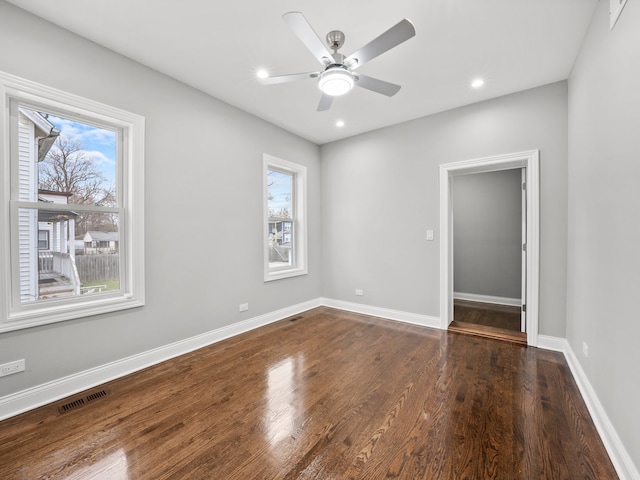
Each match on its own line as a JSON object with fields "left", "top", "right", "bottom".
{"left": 318, "top": 67, "right": 354, "bottom": 96}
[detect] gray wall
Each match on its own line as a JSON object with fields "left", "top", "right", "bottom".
{"left": 0, "top": 1, "right": 322, "bottom": 396}
{"left": 321, "top": 81, "right": 568, "bottom": 337}
{"left": 567, "top": 0, "right": 640, "bottom": 469}
{"left": 452, "top": 169, "right": 522, "bottom": 300}
{"left": 2, "top": 0, "right": 636, "bottom": 471}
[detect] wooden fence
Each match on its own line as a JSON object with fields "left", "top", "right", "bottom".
{"left": 76, "top": 254, "right": 119, "bottom": 283}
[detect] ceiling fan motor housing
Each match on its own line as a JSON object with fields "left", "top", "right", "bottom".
{"left": 326, "top": 30, "right": 345, "bottom": 51}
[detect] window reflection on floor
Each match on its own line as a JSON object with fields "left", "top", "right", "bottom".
{"left": 265, "top": 355, "right": 305, "bottom": 455}
{"left": 66, "top": 448, "right": 129, "bottom": 480}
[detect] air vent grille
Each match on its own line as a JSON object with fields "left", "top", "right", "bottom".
{"left": 86, "top": 390, "right": 108, "bottom": 402}
{"left": 57, "top": 389, "right": 109, "bottom": 414}
{"left": 58, "top": 398, "right": 85, "bottom": 413}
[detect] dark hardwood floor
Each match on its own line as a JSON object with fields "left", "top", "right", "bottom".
{"left": 0, "top": 307, "right": 617, "bottom": 479}
{"left": 454, "top": 299, "right": 522, "bottom": 331}
{"left": 451, "top": 299, "right": 527, "bottom": 345}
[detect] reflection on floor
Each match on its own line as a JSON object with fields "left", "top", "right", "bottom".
{"left": 450, "top": 299, "right": 526, "bottom": 345}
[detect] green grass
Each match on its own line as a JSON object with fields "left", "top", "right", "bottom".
{"left": 81, "top": 279, "right": 120, "bottom": 292}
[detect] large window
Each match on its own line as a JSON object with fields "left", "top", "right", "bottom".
{"left": 263, "top": 154, "right": 307, "bottom": 281}
{"left": 0, "top": 71, "right": 145, "bottom": 332}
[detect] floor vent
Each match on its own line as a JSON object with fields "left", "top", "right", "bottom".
{"left": 58, "top": 398, "right": 85, "bottom": 414}
{"left": 57, "top": 389, "right": 109, "bottom": 414}
{"left": 289, "top": 315, "right": 304, "bottom": 322}
{"left": 86, "top": 389, "right": 108, "bottom": 403}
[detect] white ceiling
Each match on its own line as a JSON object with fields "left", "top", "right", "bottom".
{"left": 7, "top": 0, "right": 597, "bottom": 145}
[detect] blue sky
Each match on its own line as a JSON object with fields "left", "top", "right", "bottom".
{"left": 267, "top": 170, "right": 292, "bottom": 214}
{"left": 47, "top": 113, "right": 117, "bottom": 185}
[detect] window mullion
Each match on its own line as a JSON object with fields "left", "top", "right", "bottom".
{"left": 12, "top": 200, "right": 122, "bottom": 214}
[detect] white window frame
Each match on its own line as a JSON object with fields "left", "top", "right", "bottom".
{"left": 263, "top": 154, "right": 307, "bottom": 282}
{"left": 0, "top": 71, "right": 145, "bottom": 332}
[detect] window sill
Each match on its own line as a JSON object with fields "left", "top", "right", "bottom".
{"left": 264, "top": 267, "right": 308, "bottom": 282}
{"left": 1, "top": 294, "right": 144, "bottom": 333}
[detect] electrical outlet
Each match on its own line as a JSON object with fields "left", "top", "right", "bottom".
{"left": 355, "top": 289, "right": 364, "bottom": 296}
{"left": 239, "top": 303, "right": 249, "bottom": 312}
{"left": 582, "top": 342, "right": 589, "bottom": 358}
{"left": 0, "top": 359, "right": 25, "bottom": 377}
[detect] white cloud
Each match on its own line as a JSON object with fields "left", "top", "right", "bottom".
{"left": 47, "top": 114, "right": 116, "bottom": 148}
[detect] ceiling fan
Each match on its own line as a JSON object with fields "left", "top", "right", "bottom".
{"left": 259, "top": 12, "right": 416, "bottom": 111}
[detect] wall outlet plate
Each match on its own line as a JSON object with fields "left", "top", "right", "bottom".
{"left": 1, "top": 359, "right": 25, "bottom": 377}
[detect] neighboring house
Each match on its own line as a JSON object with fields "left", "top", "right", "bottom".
{"left": 37, "top": 190, "right": 76, "bottom": 254}
{"left": 18, "top": 108, "right": 79, "bottom": 301}
{"left": 81, "top": 230, "right": 119, "bottom": 254}
{"left": 268, "top": 216, "right": 293, "bottom": 265}
{"left": 268, "top": 217, "right": 292, "bottom": 246}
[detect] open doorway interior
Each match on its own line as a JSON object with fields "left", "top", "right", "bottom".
{"left": 450, "top": 168, "right": 525, "bottom": 342}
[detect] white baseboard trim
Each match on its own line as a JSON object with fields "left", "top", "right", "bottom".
{"left": 454, "top": 292, "right": 521, "bottom": 307}
{"left": 0, "top": 298, "right": 322, "bottom": 422}
{"left": 536, "top": 334, "right": 567, "bottom": 352}
{"left": 321, "top": 298, "right": 441, "bottom": 329}
{"left": 561, "top": 340, "right": 639, "bottom": 480}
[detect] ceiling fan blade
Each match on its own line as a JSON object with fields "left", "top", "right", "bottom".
{"left": 283, "top": 12, "right": 336, "bottom": 66}
{"left": 317, "top": 93, "right": 333, "bottom": 111}
{"left": 355, "top": 75, "right": 402, "bottom": 97}
{"left": 345, "top": 19, "right": 415, "bottom": 70}
{"left": 259, "top": 72, "right": 319, "bottom": 85}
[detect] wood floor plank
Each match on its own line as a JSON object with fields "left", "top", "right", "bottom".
{"left": 454, "top": 299, "right": 522, "bottom": 332}
{"left": 0, "top": 307, "right": 618, "bottom": 479}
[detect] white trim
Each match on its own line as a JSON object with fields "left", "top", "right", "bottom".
{"left": 0, "top": 70, "right": 145, "bottom": 331}
{"left": 536, "top": 334, "right": 567, "bottom": 353}
{"left": 440, "top": 150, "right": 540, "bottom": 346}
{"left": 562, "top": 340, "right": 640, "bottom": 480}
{"left": 0, "top": 298, "right": 322, "bottom": 421}
{"left": 321, "top": 298, "right": 441, "bottom": 329}
{"left": 453, "top": 292, "right": 521, "bottom": 307}
{"left": 263, "top": 154, "right": 308, "bottom": 282}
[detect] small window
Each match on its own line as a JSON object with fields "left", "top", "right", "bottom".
{"left": 263, "top": 154, "right": 307, "bottom": 281}
{"left": 37, "top": 230, "right": 49, "bottom": 250}
{"left": 0, "top": 71, "right": 145, "bottom": 332}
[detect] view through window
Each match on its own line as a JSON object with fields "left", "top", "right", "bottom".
{"left": 16, "top": 106, "right": 120, "bottom": 303}
{"left": 267, "top": 168, "right": 294, "bottom": 270}
{"left": 263, "top": 154, "right": 307, "bottom": 281}
{"left": 1, "top": 71, "right": 145, "bottom": 332}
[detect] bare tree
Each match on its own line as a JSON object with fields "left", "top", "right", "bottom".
{"left": 39, "top": 136, "right": 116, "bottom": 234}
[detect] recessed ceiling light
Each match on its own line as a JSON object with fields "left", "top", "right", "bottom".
{"left": 471, "top": 78, "right": 485, "bottom": 88}
{"left": 256, "top": 69, "right": 269, "bottom": 79}
{"left": 336, "top": 120, "right": 345, "bottom": 127}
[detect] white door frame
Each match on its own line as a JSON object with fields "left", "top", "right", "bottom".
{"left": 439, "top": 150, "right": 540, "bottom": 346}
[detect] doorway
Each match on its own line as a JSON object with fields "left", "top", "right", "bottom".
{"left": 439, "top": 151, "right": 539, "bottom": 346}
{"left": 449, "top": 168, "right": 525, "bottom": 343}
